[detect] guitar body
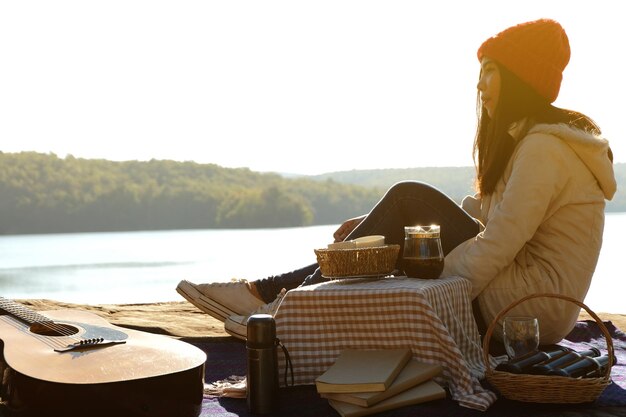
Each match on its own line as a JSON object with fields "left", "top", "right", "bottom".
{"left": 0, "top": 309, "right": 207, "bottom": 417}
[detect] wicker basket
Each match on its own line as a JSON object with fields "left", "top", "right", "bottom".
{"left": 314, "top": 244, "right": 400, "bottom": 278}
{"left": 483, "top": 293, "right": 614, "bottom": 403}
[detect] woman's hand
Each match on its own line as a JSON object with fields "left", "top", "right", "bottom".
{"left": 333, "top": 215, "right": 366, "bottom": 242}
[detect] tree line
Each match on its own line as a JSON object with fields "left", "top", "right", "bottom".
{"left": 0, "top": 152, "right": 622, "bottom": 235}
{"left": 0, "top": 152, "right": 383, "bottom": 234}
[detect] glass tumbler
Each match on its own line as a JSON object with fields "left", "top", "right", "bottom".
{"left": 503, "top": 316, "right": 540, "bottom": 359}
{"left": 402, "top": 225, "right": 444, "bottom": 279}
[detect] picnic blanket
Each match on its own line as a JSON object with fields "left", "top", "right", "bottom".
{"left": 197, "top": 319, "right": 626, "bottom": 417}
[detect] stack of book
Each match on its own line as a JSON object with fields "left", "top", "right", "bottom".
{"left": 315, "top": 348, "right": 445, "bottom": 417}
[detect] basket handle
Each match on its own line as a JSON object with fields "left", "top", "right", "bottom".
{"left": 481, "top": 292, "right": 614, "bottom": 381}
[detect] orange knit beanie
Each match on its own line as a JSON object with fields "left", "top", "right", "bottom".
{"left": 477, "top": 19, "right": 570, "bottom": 103}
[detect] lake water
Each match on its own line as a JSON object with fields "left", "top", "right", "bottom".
{"left": 1, "top": 212, "right": 624, "bottom": 313}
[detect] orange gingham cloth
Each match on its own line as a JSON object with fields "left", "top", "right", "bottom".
{"left": 274, "top": 275, "right": 498, "bottom": 410}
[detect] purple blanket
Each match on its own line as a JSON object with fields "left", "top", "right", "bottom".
{"left": 195, "top": 320, "right": 626, "bottom": 417}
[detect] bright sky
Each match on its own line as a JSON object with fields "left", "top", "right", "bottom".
{"left": 1, "top": 1, "right": 623, "bottom": 175}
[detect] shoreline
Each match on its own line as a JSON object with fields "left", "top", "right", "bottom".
{"left": 17, "top": 299, "right": 626, "bottom": 339}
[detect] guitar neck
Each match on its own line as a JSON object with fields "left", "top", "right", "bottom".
{"left": 0, "top": 297, "right": 50, "bottom": 324}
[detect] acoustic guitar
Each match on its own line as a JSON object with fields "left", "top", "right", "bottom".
{"left": 0, "top": 297, "right": 207, "bottom": 417}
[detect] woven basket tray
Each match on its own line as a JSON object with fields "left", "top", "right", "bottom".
{"left": 314, "top": 244, "right": 400, "bottom": 278}
{"left": 483, "top": 293, "right": 614, "bottom": 403}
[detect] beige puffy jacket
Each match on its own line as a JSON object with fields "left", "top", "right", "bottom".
{"left": 442, "top": 121, "right": 616, "bottom": 343}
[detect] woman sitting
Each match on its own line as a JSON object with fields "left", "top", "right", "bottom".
{"left": 177, "top": 18, "right": 616, "bottom": 344}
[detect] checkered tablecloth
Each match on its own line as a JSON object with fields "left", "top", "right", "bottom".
{"left": 274, "top": 276, "right": 498, "bottom": 410}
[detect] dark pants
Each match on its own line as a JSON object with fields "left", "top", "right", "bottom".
{"left": 255, "top": 181, "right": 480, "bottom": 302}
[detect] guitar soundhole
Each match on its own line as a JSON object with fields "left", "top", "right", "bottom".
{"left": 29, "top": 321, "right": 79, "bottom": 336}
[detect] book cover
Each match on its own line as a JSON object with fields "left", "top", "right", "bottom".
{"left": 315, "top": 348, "right": 412, "bottom": 394}
{"left": 327, "top": 380, "right": 446, "bottom": 417}
{"left": 320, "top": 359, "right": 442, "bottom": 407}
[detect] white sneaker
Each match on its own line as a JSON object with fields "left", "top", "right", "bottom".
{"left": 224, "top": 288, "right": 287, "bottom": 341}
{"left": 176, "top": 279, "right": 265, "bottom": 322}
{"left": 223, "top": 314, "right": 248, "bottom": 341}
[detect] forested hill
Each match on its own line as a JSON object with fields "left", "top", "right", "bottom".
{"left": 310, "top": 167, "right": 477, "bottom": 200}
{"left": 0, "top": 152, "right": 382, "bottom": 234}
{"left": 0, "top": 152, "right": 623, "bottom": 235}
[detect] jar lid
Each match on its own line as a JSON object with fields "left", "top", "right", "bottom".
{"left": 405, "top": 225, "right": 440, "bottom": 238}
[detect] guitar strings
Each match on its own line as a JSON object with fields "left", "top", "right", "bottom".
{"left": 1, "top": 297, "right": 84, "bottom": 346}
{"left": 0, "top": 315, "right": 70, "bottom": 350}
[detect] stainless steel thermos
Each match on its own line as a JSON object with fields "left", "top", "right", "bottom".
{"left": 246, "top": 314, "right": 279, "bottom": 414}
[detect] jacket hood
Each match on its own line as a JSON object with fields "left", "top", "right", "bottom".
{"left": 528, "top": 123, "right": 617, "bottom": 200}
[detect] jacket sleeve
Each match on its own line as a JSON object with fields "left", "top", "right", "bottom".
{"left": 461, "top": 193, "right": 482, "bottom": 219}
{"left": 442, "top": 134, "right": 570, "bottom": 298}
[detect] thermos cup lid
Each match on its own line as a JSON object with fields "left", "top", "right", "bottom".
{"left": 246, "top": 314, "right": 276, "bottom": 348}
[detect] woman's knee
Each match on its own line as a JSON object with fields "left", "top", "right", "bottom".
{"left": 385, "top": 181, "right": 441, "bottom": 201}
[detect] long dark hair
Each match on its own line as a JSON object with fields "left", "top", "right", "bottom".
{"left": 473, "top": 63, "right": 603, "bottom": 196}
